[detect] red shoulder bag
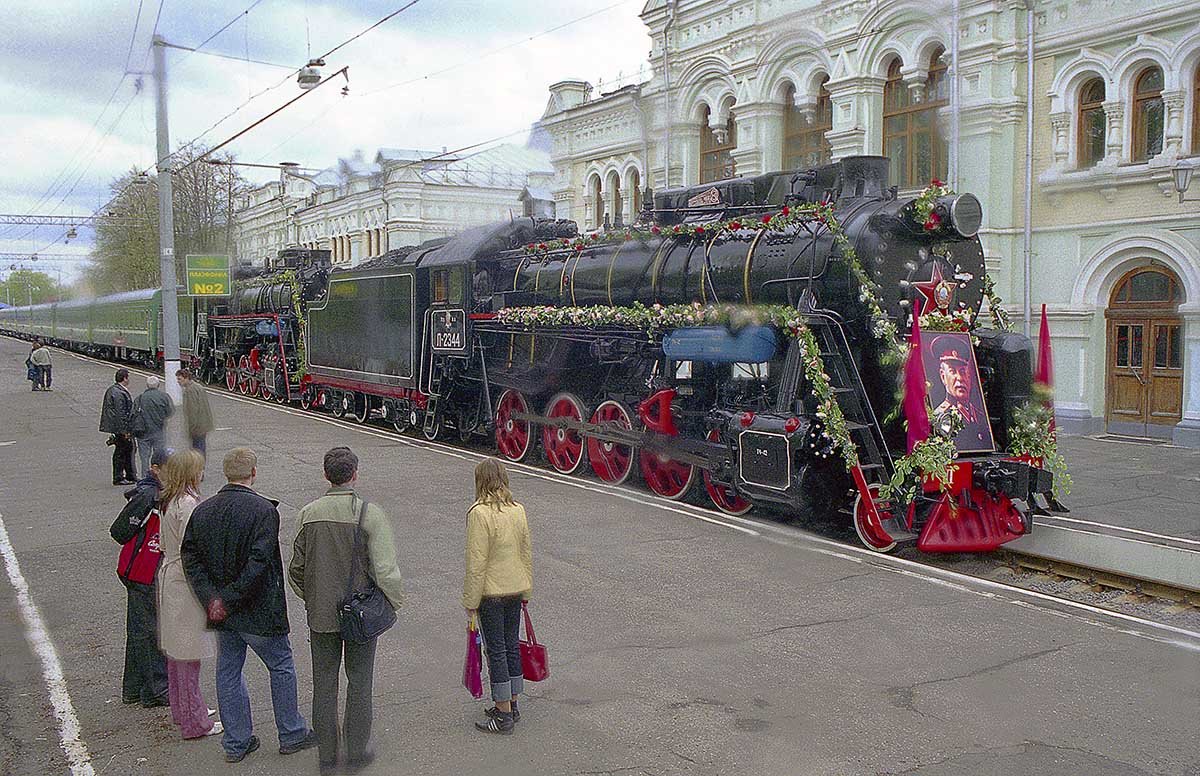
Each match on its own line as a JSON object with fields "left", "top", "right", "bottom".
{"left": 116, "top": 509, "right": 162, "bottom": 586}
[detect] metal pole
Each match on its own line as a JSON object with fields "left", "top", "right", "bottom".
{"left": 949, "top": 0, "right": 960, "bottom": 189}
{"left": 1023, "top": 3, "right": 1034, "bottom": 337}
{"left": 154, "top": 35, "right": 184, "bottom": 407}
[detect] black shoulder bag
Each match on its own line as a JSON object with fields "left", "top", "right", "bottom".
{"left": 338, "top": 498, "right": 397, "bottom": 644}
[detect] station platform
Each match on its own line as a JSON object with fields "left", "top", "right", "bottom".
{"left": 1, "top": 336, "right": 1197, "bottom": 776}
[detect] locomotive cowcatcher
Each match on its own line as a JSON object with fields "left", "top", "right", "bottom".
{"left": 291, "top": 155, "right": 1063, "bottom": 553}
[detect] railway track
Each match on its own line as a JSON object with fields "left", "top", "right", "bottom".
{"left": 18, "top": 337, "right": 1200, "bottom": 645}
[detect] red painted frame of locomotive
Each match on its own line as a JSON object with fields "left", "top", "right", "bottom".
{"left": 304, "top": 374, "right": 429, "bottom": 409}
{"left": 859, "top": 457, "right": 1033, "bottom": 553}
{"left": 207, "top": 313, "right": 291, "bottom": 401}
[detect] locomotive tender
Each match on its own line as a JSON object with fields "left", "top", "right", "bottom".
{"left": 0, "top": 156, "right": 1060, "bottom": 554}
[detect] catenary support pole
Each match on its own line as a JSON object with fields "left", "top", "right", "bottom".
{"left": 153, "top": 35, "right": 184, "bottom": 409}
{"left": 1023, "top": 2, "right": 1035, "bottom": 337}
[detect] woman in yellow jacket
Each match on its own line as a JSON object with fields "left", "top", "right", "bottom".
{"left": 463, "top": 458, "right": 532, "bottom": 735}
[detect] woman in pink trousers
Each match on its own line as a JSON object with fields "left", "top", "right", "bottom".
{"left": 157, "top": 450, "right": 221, "bottom": 739}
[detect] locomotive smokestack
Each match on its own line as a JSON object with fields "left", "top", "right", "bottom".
{"left": 836, "top": 156, "right": 890, "bottom": 201}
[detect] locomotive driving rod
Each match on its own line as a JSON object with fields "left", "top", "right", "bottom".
{"left": 511, "top": 410, "right": 720, "bottom": 470}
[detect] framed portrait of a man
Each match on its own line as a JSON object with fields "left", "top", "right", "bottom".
{"left": 921, "top": 332, "right": 995, "bottom": 453}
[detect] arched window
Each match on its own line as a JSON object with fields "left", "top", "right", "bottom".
{"left": 628, "top": 168, "right": 642, "bottom": 217}
{"left": 882, "top": 49, "right": 949, "bottom": 189}
{"left": 589, "top": 174, "right": 602, "bottom": 229}
{"left": 1078, "top": 77, "right": 1106, "bottom": 168}
{"left": 1132, "top": 66, "right": 1164, "bottom": 162}
{"left": 699, "top": 105, "right": 737, "bottom": 183}
{"left": 606, "top": 170, "right": 622, "bottom": 226}
{"left": 784, "top": 78, "right": 832, "bottom": 170}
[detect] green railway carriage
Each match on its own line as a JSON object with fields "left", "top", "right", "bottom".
{"left": 0, "top": 289, "right": 197, "bottom": 367}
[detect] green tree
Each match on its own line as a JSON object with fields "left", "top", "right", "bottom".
{"left": 0, "top": 269, "right": 58, "bottom": 306}
{"left": 89, "top": 144, "right": 249, "bottom": 293}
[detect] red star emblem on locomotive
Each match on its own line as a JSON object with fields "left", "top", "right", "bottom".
{"left": 912, "top": 262, "right": 954, "bottom": 317}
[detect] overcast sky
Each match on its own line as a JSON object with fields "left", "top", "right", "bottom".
{"left": 0, "top": 0, "right": 650, "bottom": 282}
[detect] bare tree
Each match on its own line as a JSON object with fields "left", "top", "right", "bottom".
{"left": 89, "top": 145, "right": 249, "bottom": 293}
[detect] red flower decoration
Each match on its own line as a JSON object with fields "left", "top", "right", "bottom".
{"left": 590, "top": 233, "right": 599, "bottom": 240}
{"left": 729, "top": 221, "right": 742, "bottom": 231}
{"left": 781, "top": 206, "right": 790, "bottom": 216}
{"left": 923, "top": 211, "right": 942, "bottom": 232}
{"left": 694, "top": 226, "right": 704, "bottom": 236}
{"left": 931, "top": 178, "right": 944, "bottom": 187}
{"left": 538, "top": 243, "right": 547, "bottom": 250}
{"left": 761, "top": 214, "right": 772, "bottom": 224}
{"left": 623, "top": 232, "right": 632, "bottom": 241}
{"left": 526, "top": 243, "right": 535, "bottom": 250}
{"left": 651, "top": 226, "right": 661, "bottom": 235}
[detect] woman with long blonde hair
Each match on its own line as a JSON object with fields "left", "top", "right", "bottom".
{"left": 156, "top": 449, "right": 220, "bottom": 739}
{"left": 463, "top": 458, "right": 533, "bottom": 734}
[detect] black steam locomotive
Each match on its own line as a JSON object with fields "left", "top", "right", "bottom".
{"left": 6, "top": 155, "right": 1059, "bottom": 554}
{"left": 290, "top": 155, "right": 1059, "bottom": 554}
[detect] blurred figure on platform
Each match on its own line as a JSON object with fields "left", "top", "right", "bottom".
{"left": 109, "top": 447, "right": 170, "bottom": 708}
{"left": 100, "top": 368, "right": 137, "bottom": 485}
{"left": 463, "top": 457, "right": 533, "bottom": 735}
{"left": 289, "top": 446, "right": 404, "bottom": 773}
{"left": 181, "top": 448, "right": 315, "bottom": 763}
{"left": 177, "top": 368, "right": 214, "bottom": 458}
{"left": 25, "top": 342, "right": 39, "bottom": 390}
{"left": 133, "top": 375, "right": 174, "bottom": 478}
{"left": 156, "top": 449, "right": 221, "bottom": 740}
{"left": 30, "top": 339, "right": 52, "bottom": 390}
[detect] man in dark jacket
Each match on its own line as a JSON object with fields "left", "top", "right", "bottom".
{"left": 181, "top": 447, "right": 315, "bottom": 763}
{"left": 109, "top": 447, "right": 170, "bottom": 707}
{"left": 100, "top": 368, "right": 137, "bottom": 485}
{"left": 133, "top": 375, "right": 173, "bottom": 478}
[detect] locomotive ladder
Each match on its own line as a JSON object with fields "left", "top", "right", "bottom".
{"left": 805, "top": 312, "right": 917, "bottom": 545}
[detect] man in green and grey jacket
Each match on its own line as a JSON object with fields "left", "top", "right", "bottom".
{"left": 288, "top": 447, "right": 403, "bottom": 774}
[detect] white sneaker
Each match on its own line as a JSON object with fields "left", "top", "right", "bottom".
{"left": 204, "top": 722, "right": 223, "bottom": 737}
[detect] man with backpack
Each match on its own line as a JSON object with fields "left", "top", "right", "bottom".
{"left": 109, "top": 447, "right": 171, "bottom": 708}
{"left": 132, "top": 376, "right": 173, "bottom": 478}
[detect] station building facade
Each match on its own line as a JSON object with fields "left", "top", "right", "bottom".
{"left": 234, "top": 143, "right": 554, "bottom": 269}
{"left": 537, "top": 0, "right": 1200, "bottom": 445}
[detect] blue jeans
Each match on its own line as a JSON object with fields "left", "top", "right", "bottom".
{"left": 216, "top": 630, "right": 308, "bottom": 756}
{"left": 478, "top": 596, "right": 524, "bottom": 702}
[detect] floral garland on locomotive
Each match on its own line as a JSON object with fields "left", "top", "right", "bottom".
{"left": 456, "top": 156, "right": 1066, "bottom": 554}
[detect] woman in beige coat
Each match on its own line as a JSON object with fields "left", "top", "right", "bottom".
{"left": 156, "top": 450, "right": 220, "bottom": 739}
{"left": 463, "top": 458, "right": 533, "bottom": 735}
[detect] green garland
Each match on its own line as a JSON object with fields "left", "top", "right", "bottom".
{"left": 878, "top": 434, "right": 958, "bottom": 504}
{"left": 981, "top": 272, "right": 1013, "bottom": 332}
{"left": 1007, "top": 385, "right": 1071, "bottom": 497}
{"left": 495, "top": 301, "right": 858, "bottom": 469}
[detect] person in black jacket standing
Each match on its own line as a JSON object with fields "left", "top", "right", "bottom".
{"left": 101, "top": 368, "right": 137, "bottom": 485}
{"left": 109, "top": 447, "right": 170, "bottom": 707}
{"left": 181, "top": 447, "right": 316, "bottom": 763}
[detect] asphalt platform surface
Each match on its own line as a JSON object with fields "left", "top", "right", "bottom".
{"left": 0, "top": 336, "right": 1197, "bottom": 776}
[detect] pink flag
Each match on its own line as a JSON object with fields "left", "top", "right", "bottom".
{"left": 904, "top": 315, "right": 931, "bottom": 453}
{"left": 1036, "top": 304, "right": 1056, "bottom": 433}
{"left": 1036, "top": 303, "right": 1054, "bottom": 387}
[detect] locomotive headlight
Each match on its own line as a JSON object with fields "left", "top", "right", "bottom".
{"left": 934, "top": 407, "right": 966, "bottom": 438}
{"left": 947, "top": 193, "right": 982, "bottom": 239}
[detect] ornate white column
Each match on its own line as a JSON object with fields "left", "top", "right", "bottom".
{"left": 900, "top": 64, "right": 930, "bottom": 104}
{"left": 1048, "top": 111, "right": 1070, "bottom": 171}
{"left": 673, "top": 124, "right": 702, "bottom": 187}
{"left": 1174, "top": 304, "right": 1200, "bottom": 447}
{"left": 825, "top": 75, "right": 883, "bottom": 159}
{"left": 730, "top": 102, "right": 785, "bottom": 178}
{"left": 1160, "top": 89, "right": 1186, "bottom": 163}
{"left": 1101, "top": 99, "right": 1125, "bottom": 166}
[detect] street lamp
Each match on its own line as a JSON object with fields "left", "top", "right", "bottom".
{"left": 297, "top": 58, "right": 325, "bottom": 89}
{"left": 1172, "top": 162, "right": 1198, "bottom": 204}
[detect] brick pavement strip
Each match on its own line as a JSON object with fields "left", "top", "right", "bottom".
{"left": 1, "top": 335, "right": 1198, "bottom": 776}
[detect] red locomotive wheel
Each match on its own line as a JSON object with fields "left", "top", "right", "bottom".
{"left": 639, "top": 450, "right": 696, "bottom": 500}
{"left": 494, "top": 389, "right": 533, "bottom": 462}
{"left": 224, "top": 358, "right": 238, "bottom": 392}
{"left": 237, "top": 356, "right": 251, "bottom": 395}
{"left": 853, "top": 484, "right": 898, "bottom": 553}
{"left": 702, "top": 430, "right": 752, "bottom": 515}
{"left": 587, "top": 400, "right": 635, "bottom": 484}
{"left": 260, "top": 379, "right": 273, "bottom": 401}
{"left": 299, "top": 388, "right": 313, "bottom": 411}
{"left": 541, "top": 393, "right": 587, "bottom": 475}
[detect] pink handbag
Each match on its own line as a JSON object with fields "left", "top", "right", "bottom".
{"left": 462, "top": 615, "right": 484, "bottom": 699}
{"left": 519, "top": 602, "right": 549, "bottom": 682}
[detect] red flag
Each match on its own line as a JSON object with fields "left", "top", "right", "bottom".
{"left": 1036, "top": 303, "right": 1056, "bottom": 434}
{"left": 904, "top": 315, "right": 931, "bottom": 453}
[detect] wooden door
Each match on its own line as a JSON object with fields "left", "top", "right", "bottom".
{"left": 1104, "top": 267, "right": 1184, "bottom": 432}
